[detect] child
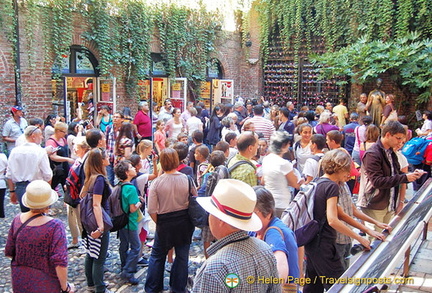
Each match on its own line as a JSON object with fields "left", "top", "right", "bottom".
{"left": 225, "top": 132, "right": 238, "bottom": 161}
{"left": 177, "top": 132, "right": 188, "bottom": 144}
{"left": 302, "top": 134, "right": 326, "bottom": 184}
{"left": 197, "top": 150, "right": 225, "bottom": 258}
{"left": 154, "top": 120, "right": 166, "bottom": 154}
{"left": 136, "top": 139, "right": 154, "bottom": 174}
{"left": 188, "top": 130, "right": 204, "bottom": 179}
{"left": 129, "top": 154, "right": 158, "bottom": 266}
{"left": 214, "top": 141, "right": 230, "bottom": 159}
{"left": 194, "top": 144, "right": 210, "bottom": 187}
{"left": 172, "top": 142, "right": 194, "bottom": 177}
{"left": 114, "top": 160, "right": 144, "bottom": 285}
{"left": 257, "top": 138, "right": 269, "bottom": 164}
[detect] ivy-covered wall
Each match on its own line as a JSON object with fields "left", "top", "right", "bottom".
{"left": 0, "top": 0, "right": 259, "bottom": 127}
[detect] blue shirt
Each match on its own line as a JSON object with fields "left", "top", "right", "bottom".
{"left": 265, "top": 217, "right": 300, "bottom": 282}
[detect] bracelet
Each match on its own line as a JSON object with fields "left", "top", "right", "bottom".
{"left": 60, "top": 283, "right": 71, "bottom": 293}
{"left": 9, "top": 190, "right": 15, "bottom": 193}
{"left": 96, "top": 228, "right": 104, "bottom": 234}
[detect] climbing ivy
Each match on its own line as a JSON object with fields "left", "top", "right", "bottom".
{"left": 310, "top": 32, "right": 432, "bottom": 106}
{"left": 256, "top": 0, "right": 432, "bottom": 59}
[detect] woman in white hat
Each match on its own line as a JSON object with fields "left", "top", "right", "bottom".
{"left": 5, "top": 180, "right": 74, "bottom": 293}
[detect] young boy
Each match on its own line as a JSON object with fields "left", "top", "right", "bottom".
{"left": 173, "top": 142, "right": 194, "bottom": 177}
{"left": 214, "top": 141, "right": 230, "bottom": 159}
{"left": 197, "top": 150, "right": 226, "bottom": 258}
{"left": 302, "top": 134, "right": 326, "bottom": 184}
{"left": 114, "top": 160, "right": 144, "bottom": 285}
{"left": 194, "top": 144, "right": 210, "bottom": 187}
{"left": 225, "top": 132, "right": 238, "bottom": 161}
{"left": 129, "top": 154, "right": 158, "bottom": 266}
{"left": 188, "top": 130, "right": 204, "bottom": 179}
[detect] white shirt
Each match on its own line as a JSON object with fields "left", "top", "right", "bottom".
{"left": 0, "top": 153, "right": 7, "bottom": 189}
{"left": 6, "top": 142, "right": 53, "bottom": 183}
{"left": 262, "top": 153, "right": 294, "bottom": 209}
{"left": 2, "top": 118, "right": 27, "bottom": 152}
{"left": 186, "top": 116, "right": 203, "bottom": 135}
{"left": 295, "top": 142, "right": 312, "bottom": 173}
{"left": 302, "top": 153, "right": 324, "bottom": 180}
{"left": 14, "top": 134, "right": 26, "bottom": 147}
{"left": 396, "top": 150, "right": 409, "bottom": 170}
{"left": 421, "top": 119, "right": 432, "bottom": 133}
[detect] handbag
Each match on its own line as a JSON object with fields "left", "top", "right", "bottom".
{"left": 294, "top": 219, "right": 320, "bottom": 247}
{"left": 63, "top": 188, "right": 80, "bottom": 208}
{"left": 264, "top": 226, "right": 298, "bottom": 293}
{"left": 11, "top": 213, "right": 44, "bottom": 260}
{"left": 384, "top": 108, "right": 398, "bottom": 124}
{"left": 187, "top": 176, "right": 208, "bottom": 228}
{"left": 80, "top": 189, "right": 113, "bottom": 233}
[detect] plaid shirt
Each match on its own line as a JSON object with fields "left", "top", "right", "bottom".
{"left": 193, "top": 231, "right": 281, "bottom": 293}
{"left": 336, "top": 183, "right": 354, "bottom": 245}
{"left": 106, "top": 125, "right": 118, "bottom": 164}
{"left": 227, "top": 154, "right": 257, "bottom": 187}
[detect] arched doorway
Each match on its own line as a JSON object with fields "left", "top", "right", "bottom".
{"left": 52, "top": 46, "right": 114, "bottom": 123}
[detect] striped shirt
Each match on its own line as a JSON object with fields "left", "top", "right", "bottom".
{"left": 248, "top": 116, "right": 275, "bottom": 141}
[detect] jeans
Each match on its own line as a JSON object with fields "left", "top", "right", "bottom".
{"left": 119, "top": 228, "right": 141, "bottom": 278}
{"left": 352, "top": 150, "right": 361, "bottom": 166}
{"left": 106, "top": 163, "right": 115, "bottom": 186}
{"left": 0, "top": 189, "right": 5, "bottom": 218}
{"left": 84, "top": 232, "right": 110, "bottom": 293}
{"left": 15, "top": 181, "right": 30, "bottom": 213}
{"left": 145, "top": 233, "right": 190, "bottom": 293}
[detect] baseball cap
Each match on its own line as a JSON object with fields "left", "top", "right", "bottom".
{"left": 11, "top": 105, "right": 23, "bottom": 113}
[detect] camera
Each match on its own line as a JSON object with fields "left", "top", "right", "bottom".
{"left": 79, "top": 120, "right": 89, "bottom": 128}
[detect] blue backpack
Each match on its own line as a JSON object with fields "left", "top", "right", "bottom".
{"left": 402, "top": 137, "right": 430, "bottom": 165}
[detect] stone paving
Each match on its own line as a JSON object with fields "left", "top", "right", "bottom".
{"left": 0, "top": 192, "right": 206, "bottom": 293}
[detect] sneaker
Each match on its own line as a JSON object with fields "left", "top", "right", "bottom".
{"left": 137, "top": 257, "right": 149, "bottom": 267}
{"left": 86, "top": 286, "right": 95, "bottom": 293}
{"left": 146, "top": 240, "right": 154, "bottom": 248}
{"left": 165, "top": 262, "right": 173, "bottom": 273}
{"left": 68, "top": 242, "right": 80, "bottom": 249}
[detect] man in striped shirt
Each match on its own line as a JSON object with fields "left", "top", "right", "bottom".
{"left": 245, "top": 105, "right": 275, "bottom": 141}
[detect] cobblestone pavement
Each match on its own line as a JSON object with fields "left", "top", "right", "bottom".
{"left": 0, "top": 192, "right": 206, "bottom": 293}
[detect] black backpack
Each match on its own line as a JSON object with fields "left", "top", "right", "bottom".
{"left": 108, "top": 182, "right": 132, "bottom": 232}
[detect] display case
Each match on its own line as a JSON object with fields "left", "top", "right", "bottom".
{"left": 264, "top": 33, "right": 347, "bottom": 108}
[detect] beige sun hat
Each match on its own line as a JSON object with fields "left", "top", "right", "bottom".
{"left": 22, "top": 180, "right": 58, "bottom": 209}
{"left": 197, "top": 179, "right": 262, "bottom": 231}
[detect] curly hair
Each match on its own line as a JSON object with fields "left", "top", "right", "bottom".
{"left": 321, "top": 149, "right": 351, "bottom": 175}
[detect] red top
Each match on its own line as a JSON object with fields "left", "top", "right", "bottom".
{"left": 133, "top": 110, "right": 152, "bottom": 137}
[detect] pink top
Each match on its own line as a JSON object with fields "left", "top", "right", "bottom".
{"left": 154, "top": 130, "right": 166, "bottom": 151}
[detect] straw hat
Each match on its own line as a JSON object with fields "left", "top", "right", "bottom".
{"left": 22, "top": 180, "right": 58, "bottom": 209}
{"left": 197, "top": 179, "right": 262, "bottom": 231}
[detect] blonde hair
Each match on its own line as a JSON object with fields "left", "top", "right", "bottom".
{"left": 137, "top": 139, "right": 152, "bottom": 155}
{"left": 54, "top": 122, "right": 68, "bottom": 132}
{"left": 73, "top": 136, "right": 90, "bottom": 150}
{"left": 321, "top": 149, "right": 351, "bottom": 175}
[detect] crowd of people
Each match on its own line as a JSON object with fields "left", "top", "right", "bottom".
{"left": 1, "top": 93, "right": 432, "bottom": 292}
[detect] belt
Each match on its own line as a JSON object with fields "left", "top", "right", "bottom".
{"left": 15, "top": 181, "right": 30, "bottom": 185}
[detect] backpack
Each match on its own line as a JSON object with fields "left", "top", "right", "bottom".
{"left": 281, "top": 180, "right": 323, "bottom": 246}
{"left": 205, "top": 160, "right": 256, "bottom": 196}
{"left": 204, "top": 165, "right": 231, "bottom": 196}
{"left": 108, "top": 182, "right": 132, "bottom": 232}
{"left": 64, "top": 157, "right": 87, "bottom": 208}
{"left": 401, "top": 137, "right": 431, "bottom": 165}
